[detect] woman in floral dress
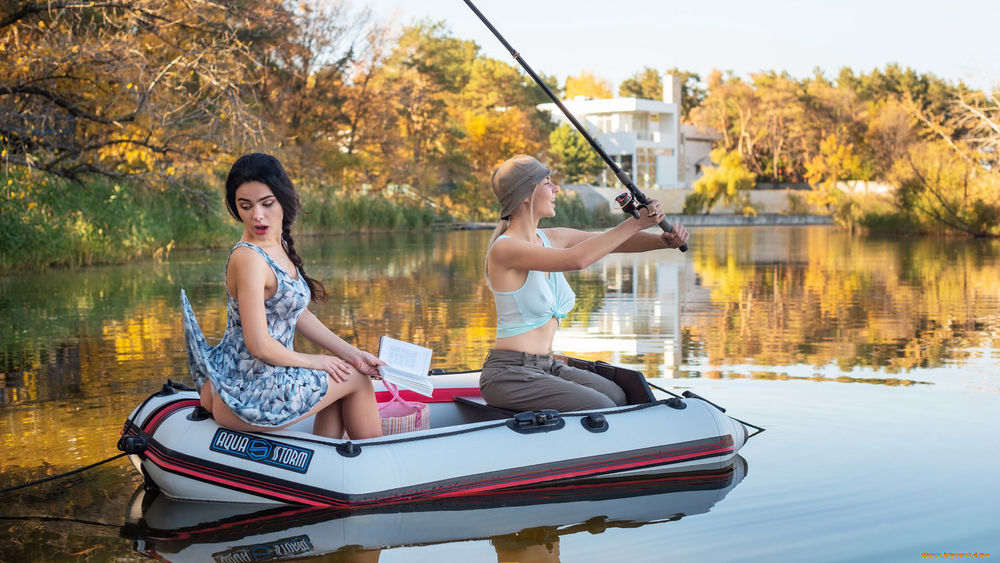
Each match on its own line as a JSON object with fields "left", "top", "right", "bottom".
{"left": 182, "top": 153, "right": 383, "bottom": 439}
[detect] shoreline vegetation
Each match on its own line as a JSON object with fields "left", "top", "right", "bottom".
{"left": 2, "top": 3, "right": 998, "bottom": 272}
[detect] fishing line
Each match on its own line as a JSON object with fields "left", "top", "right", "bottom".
{"left": 462, "top": 0, "right": 688, "bottom": 252}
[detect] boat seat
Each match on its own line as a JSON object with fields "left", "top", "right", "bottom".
{"left": 452, "top": 395, "right": 519, "bottom": 419}
{"left": 451, "top": 358, "right": 655, "bottom": 421}
{"left": 555, "top": 355, "right": 656, "bottom": 405}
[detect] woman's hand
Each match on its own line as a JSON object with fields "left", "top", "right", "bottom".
{"left": 350, "top": 349, "right": 386, "bottom": 378}
{"left": 309, "top": 354, "right": 355, "bottom": 383}
{"left": 632, "top": 200, "right": 665, "bottom": 230}
{"left": 660, "top": 222, "right": 690, "bottom": 249}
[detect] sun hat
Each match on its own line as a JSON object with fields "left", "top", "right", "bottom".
{"left": 491, "top": 155, "right": 556, "bottom": 219}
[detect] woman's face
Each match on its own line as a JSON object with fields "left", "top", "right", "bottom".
{"left": 234, "top": 181, "right": 283, "bottom": 244}
{"left": 530, "top": 175, "right": 560, "bottom": 218}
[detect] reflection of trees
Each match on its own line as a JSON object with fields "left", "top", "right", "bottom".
{"left": 687, "top": 226, "right": 1000, "bottom": 372}
{"left": 4, "top": 227, "right": 999, "bottom": 473}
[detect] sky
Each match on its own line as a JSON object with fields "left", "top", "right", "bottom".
{"left": 361, "top": 0, "right": 999, "bottom": 94}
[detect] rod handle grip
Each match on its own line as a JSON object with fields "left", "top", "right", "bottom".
{"left": 658, "top": 219, "right": 688, "bottom": 253}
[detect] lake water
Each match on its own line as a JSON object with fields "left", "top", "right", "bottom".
{"left": 1, "top": 226, "right": 998, "bottom": 561}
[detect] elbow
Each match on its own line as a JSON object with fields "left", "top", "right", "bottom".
{"left": 569, "top": 254, "right": 594, "bottom": 271}
{"left": 244, "top": 338, "right": 268, "bottom": 361}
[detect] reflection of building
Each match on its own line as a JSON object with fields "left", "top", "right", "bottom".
{"left": 554, "top": 253, "right": 690, "bottom": 377}
{"left": 539, "top": 74, "right": 721, "bottom": 190}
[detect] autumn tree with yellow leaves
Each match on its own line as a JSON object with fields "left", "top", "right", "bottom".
{"left": 0, "top": 0, "right": 286, "bottom": 182}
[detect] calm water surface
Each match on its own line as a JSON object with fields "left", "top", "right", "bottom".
{"left": 1, "top": 226, "right": 998, "bottom": 561}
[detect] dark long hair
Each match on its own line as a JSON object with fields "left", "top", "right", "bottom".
{"left": 224, "top": 153, "right": 328, "bottom": 302}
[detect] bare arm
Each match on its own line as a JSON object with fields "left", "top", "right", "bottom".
{"left": 610, "top": 222, "right": 690, "bottom": 252}
{"left": 547, "top": 202, "right": 689, "bottom": 253}
{"left": 296, "top": 309, "right": 383, "bottom": 377}
{"left": 492, "top": 208, "right": 662, "bottom": 273}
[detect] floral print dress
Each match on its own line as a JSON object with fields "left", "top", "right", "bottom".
{"left": 181, "top": 242, "right": 328, "bottom": 427}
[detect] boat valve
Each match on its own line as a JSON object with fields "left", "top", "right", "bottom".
{"left": 336, "top": 441, "right": 362, "bottom": 458}
{"left": 581, "top": 413, "right": 609, "bottom": 433}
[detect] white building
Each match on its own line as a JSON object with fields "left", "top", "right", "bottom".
{"left": 540, "top": 74, "right": 690, "bottom": 189}
{"left": 539, "top": 74, "right": 721, "bottom": 190}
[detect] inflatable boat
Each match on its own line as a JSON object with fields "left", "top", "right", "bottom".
{"left": 121, "top": 455, "right": 747, "bottom": 560}
{"left": 118, "top": 357, "right": 760, "bottom": 507}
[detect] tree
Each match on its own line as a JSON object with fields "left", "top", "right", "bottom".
{"left": 888, "top": 92, "right": 1000, "bottom": 236}
{"left": 804, "top": 135, "right": 869, "bottom": 229}
{"left": 664, "top": 68, "right": 705, "bottom": 121}
{"left": 0, "top": 0, "right": 285, "bottom": 183}
{"left": 686, "top": 148, "right": 756, "bottom": 214}
{"left": 618, "top": 67, "right": 663, "bottom": 100}
{"left": 548, "top": 123, "right": 604, "bottom": 184}
{"left": 565, "top": 70, "right": 613, "bottom": 99}
{"left": 370, "top": 21, "right": 480, "bottom": 192}
{"left": 255, "top": 1, "right": 376, "bottom": 179}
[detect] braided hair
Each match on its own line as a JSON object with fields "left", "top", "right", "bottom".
{"left": 224, "top": 153, "right": 328, "bottom": 302}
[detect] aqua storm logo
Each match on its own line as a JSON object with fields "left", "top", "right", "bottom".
{"left": 210, "top": 429, "right": 313, "bottom": 473}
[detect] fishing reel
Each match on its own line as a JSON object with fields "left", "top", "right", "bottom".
{"left": 615, "top": 192, "right": 644, "bottom": 219}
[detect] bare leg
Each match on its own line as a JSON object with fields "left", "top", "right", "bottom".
{"left": 202, "top": 369, "right": 382, "bottom": 439}
{"left": 200, "top": 380, "right": 215, "bottom": 412}
{"left": 312, "top": 401, "right": 344, "bottom": 438}
{"left": 339, "top": 375, "right": 382, "bottom": 439}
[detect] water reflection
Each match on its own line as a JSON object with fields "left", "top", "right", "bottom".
{"left": 120, "top": 457, "right": 746, "bottom": 561}
{"left": 2, "top": 227, "right": 999, "bottom": 474}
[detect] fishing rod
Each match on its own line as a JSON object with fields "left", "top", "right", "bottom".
{"left": 462, "top": 0, "right": 688, "bottom": 252}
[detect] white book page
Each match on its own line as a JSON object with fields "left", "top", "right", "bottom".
{"left": 377, "top": 365, "right": 434, "bottom": 396}
{"left": 377, "top": 336, "right": 432, "bottom": 376}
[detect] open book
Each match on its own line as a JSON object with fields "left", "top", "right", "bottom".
{"left": 377, "top": 336, "right": 435, "bottom": 397}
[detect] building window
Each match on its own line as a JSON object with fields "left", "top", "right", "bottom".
{"left": 588, "top": 114, "right": 613, "bottom": 134}
{"left": 634, "top": 113, "right": 649, "bottom": 141}
{"left": 637, "top": 147, "right": 655, "bottom": 188}
{"left": 603, "top": 154, "right": 634, "bottom": 188}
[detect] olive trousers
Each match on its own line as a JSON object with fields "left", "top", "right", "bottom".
{"left": 479, "top": 349, "right": 627, "bottom": 413}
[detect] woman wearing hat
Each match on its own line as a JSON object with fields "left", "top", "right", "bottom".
{"left": 480, "top": 154, "right": 689, "bottom": 413}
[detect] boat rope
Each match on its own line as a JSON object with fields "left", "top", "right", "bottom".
{"left": 0, "top": 452, "right": 130, "bottom": 495}
{"left": 260, "top": 399, "right": 676, "bottom": 449}
{"left": 646, "top": 382, "right": 765, "bottom": 439}
{"left": 0, "top": 514, "right": 122, "bottom": 528}
{"left": 644, "top": 380, "right": 684, "bottom": 399}
{"left": 0, "top": 381, "right": 191, "bottom": 496}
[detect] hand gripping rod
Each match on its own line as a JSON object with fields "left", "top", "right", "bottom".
{"left": 462, "top": 0, "right": 688, "bottom": 252}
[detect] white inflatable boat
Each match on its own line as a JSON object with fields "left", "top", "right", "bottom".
{"left": 121, "top": 455, "right": 747, "bottom": 560}
{"left": 119, "top": 358, "right": 759, "bottom": 506}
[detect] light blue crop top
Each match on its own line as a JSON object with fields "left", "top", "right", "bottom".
{"left": 488, "top": 230, "right": 576, "bottom": 338}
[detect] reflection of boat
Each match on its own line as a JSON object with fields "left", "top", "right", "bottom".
{"left": 120, "top": 456, "right": 747, "bottom": 560}
{"left": 119, "top": 360, "right": 756, "bottom": 506}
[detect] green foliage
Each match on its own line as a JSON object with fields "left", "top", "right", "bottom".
{"left": 1, "top": 171, "right": 229, "bottom": 271}
{"left": 687, "top": 148, "right": 757, "bottom": 214}
{"left": 297, "top": 185, "right": 441, "bottom": 233}
{"left": 888, "top": 140, "right": 1000, "bottom": 236}
{"left": 548, "top": 124, "right": 605, "bottom": 184}
{"left": 618, "top": 67, "right": 664, "bottom": 100}
{"left": 539, "top": 191, "right": 615, "bottom": 229}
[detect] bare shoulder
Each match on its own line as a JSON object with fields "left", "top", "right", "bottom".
{"left": 228, "top": 245, "right": 268, "bottom": 271}
{"left": 226, "top": 245, "right": 273, "bottom": 287}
